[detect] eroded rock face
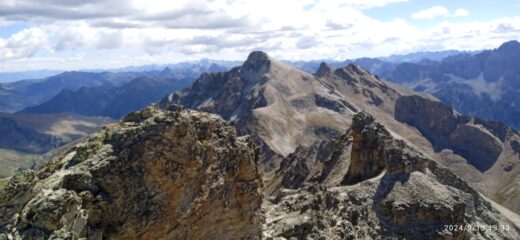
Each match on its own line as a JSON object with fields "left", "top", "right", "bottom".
{"left": 395, "top": 95, "right": 504, "bottom": 171}
{"left": 0, "top": 105, "right": 263, "bottom": 240}
{"left": 343, "top": 112, "right": 428, "bottom": 185}
{"left": 264, "top": 112, "right": 520, "bottom": 240}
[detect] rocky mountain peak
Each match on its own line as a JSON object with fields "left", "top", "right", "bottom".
{"left": 0, "top": 105, "right": 263, "bottom": 239}
{"left": 242, "top": 51, "right": 271, "bottom": 72}
{"left": 159, "top": 66, "right": 174, "bottom": 78}
{"left": 345, "top": 63, "right": 369, "bottom": 76}
{"left": 498, "top": 40, "right": 520, "bottom": 52}
{"left": 315, "top": 61, "right": 334, "bottom": 77}
{"left": 332, "top": 63, "right": 370, "bottom": 81}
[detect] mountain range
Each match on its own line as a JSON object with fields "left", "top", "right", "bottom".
{"left": 0, "top": 62, "right": 233, "bottom": 114}
{"left": 384, "top": 40, "right": 520, "bottom": 130}
{"left": 19, "top": 70, "right": 193, "bottom": 119}
{"left": 1, "top": 44, "right": 520, "bottom": 239}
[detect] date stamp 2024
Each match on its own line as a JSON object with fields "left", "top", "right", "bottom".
{"left": 444, "top": 224, "right": 511, "bottom": 232}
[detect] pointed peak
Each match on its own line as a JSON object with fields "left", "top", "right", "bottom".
{"left": 498, "top": 40, "right": 520, "bottom": 51}
{"left": 159, "top": 67, "right": 174, "bottom": 78}
{"left": 160, "top": 67, "right": 173, "bottom": 74}
{"left": 315, "top": 62, "right": 334, "bottom": 77}
{"left": 336, "top": 64, "right": 369, "bottom": 77}
{"left": 351, "top": 112, "right": 394, "bottom": 139}
{"left": 346, "top": 63, "right": 361, "bottom": 72}
{"left": 242, "top": 51, "right": 271, "bottom": 71}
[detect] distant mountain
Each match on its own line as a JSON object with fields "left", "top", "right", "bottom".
{"left": 107, "top": 59, "right": 240, "bottom": 74}
{"left": 286, "top": 49, "right": 469, "bottom": 76}
{"left": 20, "top": 72, "right": 194, "bottom": 119}
{"left": 0, "top": 61, "right": 235, "bottom": 113}
{"left": 380, "top": 50, "right": 476, "bottom": 63}
{"left": 0, "top": 70, "right": 62, "bottom": 83}
{"left": 0, "top": 71, "right": 146, "bottom": 112}
{"left": 287, "top": 58, "right": 397, "bottom": 77}
{"left": 102, "top": 75, "right": 193, "bottom": 118}
{"left": 384, "top": 40, "right": 520, "bottom": 129}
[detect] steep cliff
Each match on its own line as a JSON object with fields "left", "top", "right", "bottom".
{"left": 265, "top": 112, "right": 520, "bottom": 239}
{"left": 395, "top": 95, "right": 520, "bottom": 213}
{"left": 0, "top": 105, "right": 263, "bottom": 239}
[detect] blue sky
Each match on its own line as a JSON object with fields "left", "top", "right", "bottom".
{"left": 365, "top": 0, "right": 520, "bottom": 24}
{"left": 0, "top": 0, "right": 519, "bottom": 72}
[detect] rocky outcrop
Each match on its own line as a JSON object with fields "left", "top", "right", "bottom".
{"left": 395, "top": 95, "right": 505, "bottom": 171}
{"left": 342, "top": 112, "right": 428, "bottom": 185}
{"left": 264, "top": 112, "right": 520, "bottom": 239}
{"left": 0, "top": 105, "right": 263, "bottom": 239}
{"left": 315, "top": 62, "right": 333, "bottom": 77}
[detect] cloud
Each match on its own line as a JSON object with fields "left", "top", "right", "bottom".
{"left": 0, "top": 27, "right": 49, "bottom": 60}
{"left": 296, "top": 36, "right": 320, "bottom": 49}
{"left": 453, "top": 8, "right": 469, "bottom": 17}
{"left": 412, "top": 6, "right": 470, "bottom": 20}
{"left": 329, "top": 0, "right": 409, "bottom": 9}
{"left": 0, "top": 0, "right": 518, "bottom": 71}
{"left": 411, "top": 6, "right": 449, "bottom": 20}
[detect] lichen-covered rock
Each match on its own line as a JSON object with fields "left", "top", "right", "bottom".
{"left": 0, "top": 105, "right": 263, "bottom": 240}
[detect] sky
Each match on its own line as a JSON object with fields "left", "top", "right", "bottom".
{"left": 0, "top": 0, "right": 519, "bottom": 72}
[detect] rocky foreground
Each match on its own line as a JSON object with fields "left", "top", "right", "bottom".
{"left": 0, "top": 105, "right": 263, "bottom": 239}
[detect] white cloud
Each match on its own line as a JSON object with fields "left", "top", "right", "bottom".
{"left": 0, "top": 1, "right": 518, "bottom": 71}
{"left": 412, "top": 6, "right": 470, "bottom": 20}
{"left": 0, "top": 28, "right": 50, "bottom": 60}
{"left": 453, "top": 8, "right": 469, "bottom": 17}
{"left": 411, "top": 6, "right": 449, "bottom": 20}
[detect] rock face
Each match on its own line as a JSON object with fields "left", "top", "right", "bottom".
{"left": 264, "top": 112, "right": 520, "bottom": 240}
{"left": 0, "top": 105, "right": 263, "bottom": 239}
{"left": 395, "top": 95, "right": 520, "bottom": 214}
{"left": 395, "top": 95, "right": 504, "bottom": 172}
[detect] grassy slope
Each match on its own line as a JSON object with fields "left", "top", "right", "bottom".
{"left": 0, "top": 177, "right": 10, "bottom": 190}
{"left": 0, "top": 148, "right": 38, "bottom": 178}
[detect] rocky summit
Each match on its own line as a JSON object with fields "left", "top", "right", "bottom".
{"left": 0, "top": 105, "right": 263, "bottom": 239}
